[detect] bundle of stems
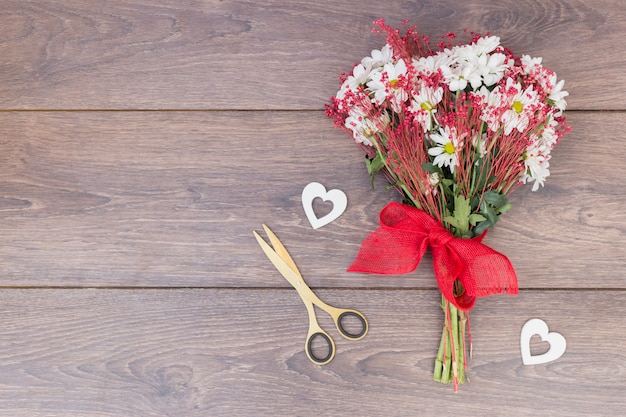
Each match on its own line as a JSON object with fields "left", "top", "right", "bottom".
{"left": 433, "top": 289, "right": 469, "bottom": 389}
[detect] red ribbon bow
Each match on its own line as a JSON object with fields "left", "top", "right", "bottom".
{"left": 348, "top": 202, "right": 518, "bottom": 310}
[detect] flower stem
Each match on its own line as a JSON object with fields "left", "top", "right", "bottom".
{"left": 433, "top": 294, "right": 468, "bottom": 391}
{"left": 433, "top": 324, "right": 446, "bottom": 381}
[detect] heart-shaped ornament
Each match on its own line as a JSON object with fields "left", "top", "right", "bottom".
{"left": 302, "top": 182, "right": 347, "bottom": 229}
{"left": 520, "top": 318, "right": 566, "bottom": 365}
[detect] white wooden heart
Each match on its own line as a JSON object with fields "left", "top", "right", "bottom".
{"left": 302, "top": 182, "right": 347, "bottom": 229}
{"left": 520, "top": 318, "right": 566, "bottom": 365}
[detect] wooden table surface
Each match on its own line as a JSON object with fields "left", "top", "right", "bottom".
{"left": 1, "top": 1, "right": 625, "bottom": 416}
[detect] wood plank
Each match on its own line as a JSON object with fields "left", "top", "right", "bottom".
{"left": 0, "top": 111, "right": 624, "bottom": 288}
{"left": 0, "top": 288, "right": 623, "bottom": 416}
{"left": 1, "top": 2, "right": 620, "bottom": 416}
{"left": 0, "top": 0, "right": 623, "bottom": 110}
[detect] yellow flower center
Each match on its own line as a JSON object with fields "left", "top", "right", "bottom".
{"left": 512, "top": 100, "right": 524, "bottom": 114}
{"left": 389, "top": 79, "right": 399, "bottom": 89}
{"left": 444, "top": 142, "right": 455, "bottom": 155}
{"left": 421, "top": 101, "right": 433, "bottom": 111}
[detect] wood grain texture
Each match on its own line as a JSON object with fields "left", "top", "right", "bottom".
{"left": 1, "top": 1, "right": 626, "bottom": 415}
{"left": 0, "top": 288, "right": 624, "bottom": 417}
{"left": 1, "top": 111, "right": 624, "bottom": 288}
{"left": 0, "top": 0, "right": 623, "bottom": 110}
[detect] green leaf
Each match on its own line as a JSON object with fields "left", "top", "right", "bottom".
{"left": 499, "top": 202, "right": 512, "bottom": 214}
{"left": 469, "top": 213, "right": 487, "bottom": 226}
{"left": 444, "top": 195, "right": 471, "bottom": 236}
{"left": 443, "top": 215, "right": 463, "bottom": 231}
{"left": 454, "top": 194, "right": 471, "bottom": 222}
{"left": 470, "top": 196, "right": 480, "bottom": 211}
{"left": 472, "top": 219, "right": 492, "bottom": 236}
{"left": 483, "top": 190, "right": 508, "bottom": 208}
{"left": 475, "top": 190, "right": 512, "bottom": 235}
{"left": 365, "top": 154, "right": 384, "bottom": 175}
{"left": 365, "top": 154, "right": 385, "bottom": 188}
{"left": 421, "top": 162, "right": 440, "bottom": 174}
{"left": 480, "top": 200, "right": 498, "bottom": 224}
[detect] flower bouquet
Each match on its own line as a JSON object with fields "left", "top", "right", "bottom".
{"left": 326, "top": 20, "right": 569, "bottom": 390}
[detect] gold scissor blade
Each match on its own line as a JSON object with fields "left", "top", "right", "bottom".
{"left": 253, "top": 229, "right": 307, "bottom": 290}
{"left": 261, "top": 224, "right": 301, "bottom": 278}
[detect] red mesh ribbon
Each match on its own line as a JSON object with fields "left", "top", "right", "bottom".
{"left": 348, "top": 202, "right": 518, "bottom": 310}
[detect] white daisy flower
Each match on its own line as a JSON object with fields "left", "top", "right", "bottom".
{"left": 475, "top": 85, "right": 503, "bottom": 132}
{"left": 500, "top": 79, "right": 539, "bottom": 135}
{"left": 344, "top": 109, "right": 390, "bottom": 147}
{"left": 477, "top": 52, "right": 510, "bottom": 86}
{"left": 412, "top": 51, "right": 454, "bottom": 76}
{"left": 547, "top": 73, "right": 568, "bottom": 112}
{"left": 428, "top": 126, "right": 462, "bottom": 173}
{"left": 335, "top": 63, "right": 371, "bottom": 102}
{"left": 452, "top": 44, "right": 481, "bottom": 63}
{"left": 408, "top": 84, "right": 444, "bottom": 132}
{"left": 367, "top": 59, "right": 409, "bottom": 110}
{"left": 521, "top": 55, "right": 543, "bottom": 75}
{"left": 541, "top": 118, "right": 560, "bottom": 148}
{"left": 520, "top": 139, "right": 551, "bottom": 191}
{"left": 362, "top": 44, "right": 394, "bottom": 69}
{"left": 441, "top": 62, "right": 482, "bottom": 92}
{"left": 472, "top": 36, "right": 501, "bottom": 55}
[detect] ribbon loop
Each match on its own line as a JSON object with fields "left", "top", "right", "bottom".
{"left": 348, "top": 202, "right": 518, "bottom": 310}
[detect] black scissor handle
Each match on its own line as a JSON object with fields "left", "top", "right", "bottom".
{"left": 336, "top": 311, "right": 368, "bottom": 340}
{"left": 306, "top": 331, "right": 335, "bottom": 365}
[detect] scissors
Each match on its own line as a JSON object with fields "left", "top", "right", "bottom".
{"left": 253, "top": 224, "right": 368, "bottom": 365}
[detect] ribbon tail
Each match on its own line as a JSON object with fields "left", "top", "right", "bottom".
{"left": 462, "top": 249, "right": 519, "bottom": 298}
{"left": 434, "top": 238, "right": 518, "bottom": 311}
